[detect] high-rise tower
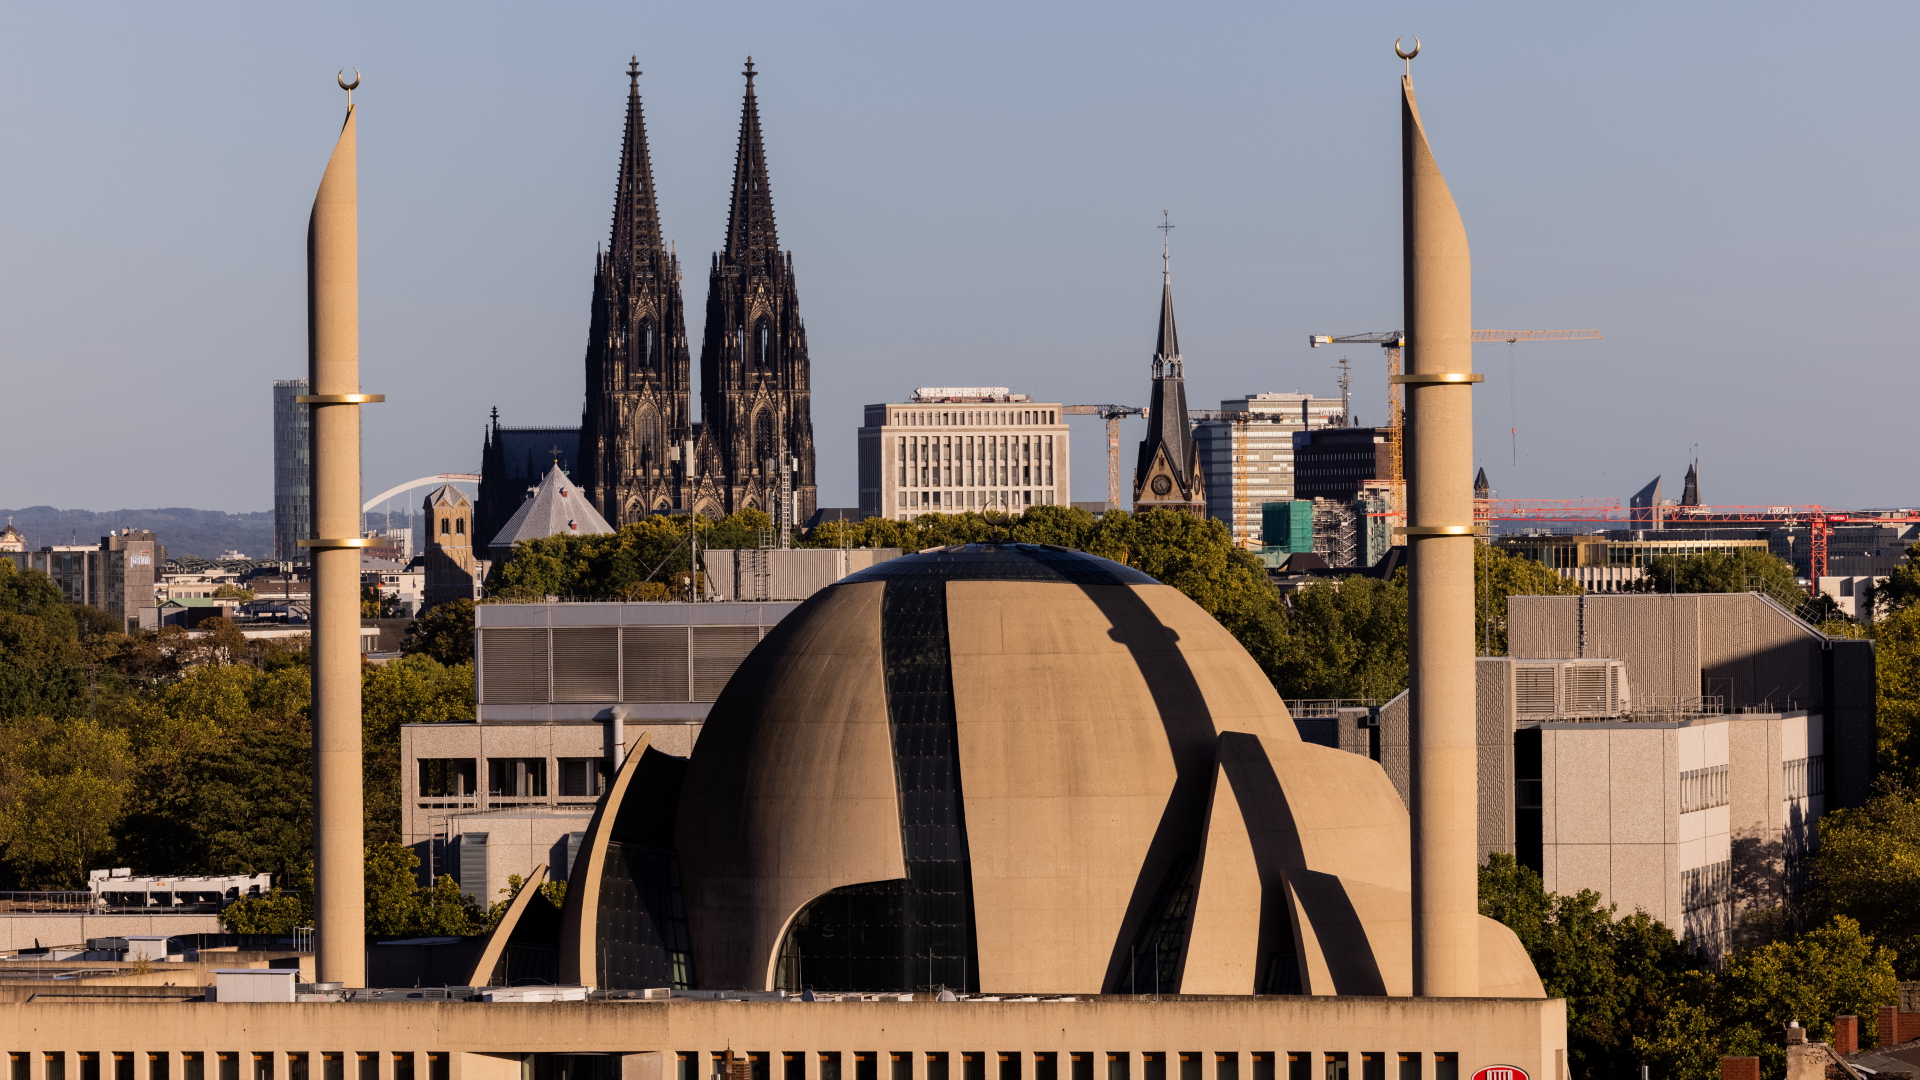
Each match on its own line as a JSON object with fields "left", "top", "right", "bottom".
{"left": 578, "top": 59, "right": 694, "bottom": 528}
{"left": 1132, "top": 228, "right": 1204, "bottom": 515}
{"left": 693, "top": 58, "right": 817, "bottom": 525}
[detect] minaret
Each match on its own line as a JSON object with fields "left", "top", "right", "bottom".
{"left": 1132, "top": 220, "right": 1203, "bottom": 515}
{"left": 696, "top": 58, "right": 817, "bottom": 525}
{"left": 1400, "top": 47, "right": 1481, "bottom": 997}
{"left": 303, "top": 75, "right": 369, "bottom": 987}
{"left": 578, "top": 58, "right": 693, "bottom": 527}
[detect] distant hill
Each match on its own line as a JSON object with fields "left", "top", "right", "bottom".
{"left": 0, "top": 506, "right": 275, "bottom": 561}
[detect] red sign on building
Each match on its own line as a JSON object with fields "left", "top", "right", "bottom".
{"left": 1473, "top": 1068, "right": 1530, "bottom": 1080}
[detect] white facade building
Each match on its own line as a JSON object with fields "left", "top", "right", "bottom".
{"left": 858, "top": 388, "right": 1069, "bottom": 520}
{"left": 1194, "top": 392, "right": 1345, "bottom": 545}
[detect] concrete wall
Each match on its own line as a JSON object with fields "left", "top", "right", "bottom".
{"left": 0, "top": 913, "right": 220, "bottom": 951}
{"left": 0, "top": 996, "right": 1570, "bottom": 1080}
{"left": 703, "top": 548, "right": 902, "bottom": 602}
{"left": 1373, "top": 657, "right": 1514, "bottom": 864}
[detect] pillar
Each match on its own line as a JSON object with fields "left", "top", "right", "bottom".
{"left": 1401, "top": 65, "right": 1480, "bottom": 998}
{"left": 307, "top": 91, "right": 368, "bottom": 988}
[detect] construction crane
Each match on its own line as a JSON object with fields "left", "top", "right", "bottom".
{"left": 1309, "top": 329, "right": 1602, "bottom": 481}
{"left": 1063, "top": 404, "right": 1146, "bottom": 509}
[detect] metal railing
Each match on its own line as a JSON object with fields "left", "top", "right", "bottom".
{"left": 1285, "top": 699, "right": 1383, "bottom": 718}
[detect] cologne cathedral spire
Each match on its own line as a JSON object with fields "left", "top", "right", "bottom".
{"left": 695, "top": 57, "right": 817, "bottom": 525}
{"left": 578, "top": 58, "right": 693, "bottom": 527}
{"left": 1133, "top": 221, "right": 1203, "bottom": 515}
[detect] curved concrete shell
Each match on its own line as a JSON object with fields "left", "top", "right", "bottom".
{"left": 538, "top": 543, "right": 1549, "bottom": 999}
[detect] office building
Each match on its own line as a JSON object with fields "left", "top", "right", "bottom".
{"left": 272, "top": 379, "right": 311, "bottom": 562}
{"left": 1498, "top": 533, "right": 1774, "bottom": 592}
{"left": 3, "top": 532, "right": 165, "bottom": 630}
{"left": 857, "top": 389, "right": 1068, "bottom": 520}
{"left": 1314, "top": 592, "right": 1873, "bottom": 958}
{"left": 406, "top": 600, "right": 799, "bottom": 902}
{"left": 1293, "top": 426, "right": 1392, "bottom": 502}
{"left": 1195, "top": 394, "right": 1345, "bottom": 545}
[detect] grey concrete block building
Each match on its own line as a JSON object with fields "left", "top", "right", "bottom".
{"left": 1308, "top": 592, "right": 1873, "bottom": 958}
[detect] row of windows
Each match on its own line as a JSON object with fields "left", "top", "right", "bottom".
{"left": 11, "top": 1052, "right": 447, "bottom": 1080}
{"left": 1680, "top": 765, "right": 1730, "bottom": 814}
{"left": 900, "top": 490, "right": 1054, "bottom": 512}
{"left": 1682, "top": 860, "right": 1732, "bottom": 915}
{"left": 1784, "top": 755, "right": 1826, "bottom": 801}
{"left": 478, "top": 625, "right": 769, "bottom": 705}
{"left": 899, "top": 436, "right": 1056, "bottom": 489}
{"left": 686, "top": 1052, "right": 1460, "bottom": 1080}
{"left": 417, "top": 756, "right": 609, "bottom": 800}
{"left": 893, "top": 409, "right": 1057, "bottom": 427}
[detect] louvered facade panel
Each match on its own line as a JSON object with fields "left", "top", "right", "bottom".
{"left": 552, "top": 626, "right": 620, "bottom": 703}
{"left": 481, "top": 627, "right": 549, "bottom": 704}
{"left": 622, "top": 625, "right": 690, "bottom": 703}
{"left": 1515, "top": 665, "right": 1558, "bottom": 717}
{"left": 691, "top": 625, "right": 763, "bottom": 701}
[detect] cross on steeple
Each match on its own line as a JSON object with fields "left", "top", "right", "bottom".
{"left": 1159, "top": 211, "right": 1175, "bottom": 281}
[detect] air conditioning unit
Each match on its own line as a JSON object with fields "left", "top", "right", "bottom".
{"left": 1512, "top": 658, "right": 1629, "bottom": 719}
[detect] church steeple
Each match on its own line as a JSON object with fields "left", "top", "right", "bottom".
{"left": 696, "top": 57, "right": 817, "bottom": 526}
{"left": 609, "top": 56, "right": 668, "bottom": 284}
{"left": 1133, "top": 220, "right": 1202, "bottom": 516}
{"left": 574, "top": 57, "right": 693, "bottom": 529}
{"left": 722, "top": 57, "right": 780, "bottom": 270}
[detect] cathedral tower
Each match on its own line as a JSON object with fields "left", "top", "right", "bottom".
{"left": 578, "top": 59, "right": 694, "bottom": 527}
{"left": 693, "top": 58, "right": 817, "bottom": 524}
{"left": 1133, "top": 232, "right": 1204, "bottom": 515}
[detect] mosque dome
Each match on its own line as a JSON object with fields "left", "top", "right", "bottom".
{"left": 545, "top": 544, "right": 1543, "bottom": 999}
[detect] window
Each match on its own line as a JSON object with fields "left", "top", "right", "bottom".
{"left": 1107, "top": 1058, "right": 1129, "bottom": 1080}
{"left": 184, "top": 1055, "right": 204, "bottom": 1080}
{"left": 1071, "top": 1057, "right": 1093, "bottom": 1080}
{"left": 488, "top": 758, "right": 547, "bottom": 798}
{"left": 928, "top": 1057, "right": 948, "bottom": 1080}
{"left": 1035, "top": 1056, "right": 1057, "bottom": 1080}
{"left": 1433, "top": 1057, "right": 1457, "bottom": 1080}
{"left": 1784, "top": 756, "right": 1826, "bottom": 801}
{"left": 440, "top": 519, "right": 450, "bottom": 535}
{"left": 892, "top": 1056, "right": 913, "bottom": 1080}
{"left": 419, "top": 759, "right": 477, "bottom": 799}
{"left": 455, "top": 519, "right": 465, "bottom": 535}
{"left": 820, "top": 1056, "right": 842, "bottom": 1080}
{"left": 1681, "top": 764, "right": 1730, "bottom": 813}
{"left": 1000, "top": 1057, "right": 1021, "bottom": 1080}
{"left": 559, "top": 758, "right": 608, "bottom": 798}
{"left": 1324, "top": 1057, "right": 1346, "bottom": 1080}
{"left": 1397, "top": 1058, "right": 1418, "bottom": 1080}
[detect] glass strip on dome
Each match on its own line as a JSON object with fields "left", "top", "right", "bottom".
{"left": 774, "top": 578, "right": 981, "bottom": 993}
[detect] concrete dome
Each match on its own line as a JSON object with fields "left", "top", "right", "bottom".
{"left": 544, "top": 543, "right": 1541, "bottom": 998}
{"left": 675, "top": 543, "right": 1302, "bottom": 993}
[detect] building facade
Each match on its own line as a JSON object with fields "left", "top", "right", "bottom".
{"left": 272, "top": 379, "right": 310, "bottom": 563}
{"left": 4, "top": 533, "right": 165, "bottom": 630}
{"left": 423, "top": 485, "right": 484, "bottom": 611}
{"left": 561, "top": 60, "right": 816, "bottom": 533}
{"left": 1194, "top": 394, "right": 1344, "bottom": 545}
{"left": 1316, "top": 591, "right": 1875, "bottom": 959}
{"left": 1293, "top": 427, "right": 1393, "bottom": 502}
{"left": 857, "top": 390, "right": 1068, "bottom": 520}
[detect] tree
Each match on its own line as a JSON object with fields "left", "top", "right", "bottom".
{"left": 1476, "top": 544, "right": 1583, "bottom": 655}
{"left": 220, "top": 888, "right": 308, "bottom": 934}
{"left": 1271, "top": 574, "right": 1407, "bottom": 700}
{"left": 211, "top": 584, "right": 255, "bottom": 602}
{"left": 404, "top": 599, "right": 475, "bottom": 664}
{"left": 1634, "top": 549, "right": 1802, "bottom": 604}
{"left": 1871, "top": 542, "right": 1920, "bottom": 618}
{"left": 1808, "top": 786, "right": 1920, "bottom": 975}
{"left": 366, "top": 841, "right": 480, "bottom": 937}
{"left": 1637, "top": 916, "right": 1896, "bottom": 1080}
{"left": 362, "top": 655, "right": 474, "bottom": 845}
{"left": 1871, "top": 607, "right": 1920, "bottom": 782}
{"left": 0, "top": 717, "right": 136, "bottom": 887}
{"left": 1479, "top": 853, "right": 1701, "bottom": 1079}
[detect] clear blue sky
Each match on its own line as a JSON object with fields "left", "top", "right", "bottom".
{"left": 3, "top": 1, "right": 1914, "bottom": 514}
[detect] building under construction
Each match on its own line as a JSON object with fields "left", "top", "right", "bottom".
{"left": 1192, "top": 392, "right": 1343, "bottom": 545}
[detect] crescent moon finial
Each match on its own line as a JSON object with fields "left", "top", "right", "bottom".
{"left": 1394, "top": 37, "right": 1420, "bottom": 61}
{"left": 337, "top": 68, "right": 361, "bottom": 92}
